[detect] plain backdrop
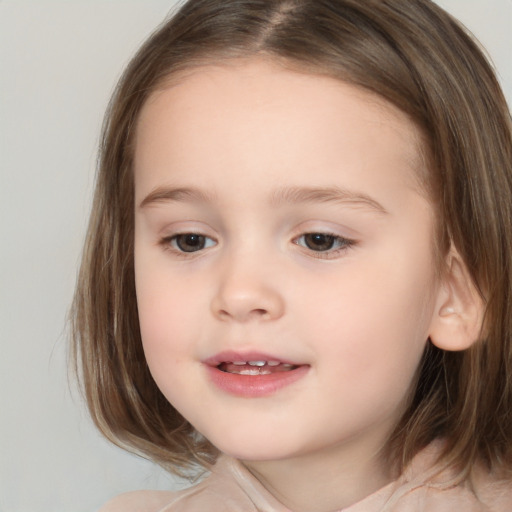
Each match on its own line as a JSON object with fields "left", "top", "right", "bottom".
{"left": 0, "top": 1, "right": 510, "bottom": 511}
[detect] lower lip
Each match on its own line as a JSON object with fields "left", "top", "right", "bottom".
{"left": 205, "top": 365, "right": 309, "bottom": 397}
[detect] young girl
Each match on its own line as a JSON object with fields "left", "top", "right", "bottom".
{"left": 72, "top": 0, "right": 512, "bottom": 510}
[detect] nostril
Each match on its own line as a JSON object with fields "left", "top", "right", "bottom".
{"left": 211, "top": 285, "right": 285, "bottom": 322}
{"left": 218, "top": 307, "right": 268, "bottom": 320}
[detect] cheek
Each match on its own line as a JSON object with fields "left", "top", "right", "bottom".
{"left": 134, "top": 262, "right": 216, "bottom": 419}
{"left": 136, "top": 279, "right": 204, "bottom": 414}
{"left": 134, "top": 254, "right": 198, "bottom": 377}
{"left": 299, "top": 252, "right": 436, "bottom": 396}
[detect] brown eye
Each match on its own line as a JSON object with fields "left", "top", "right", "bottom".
{"left": 172, "top": 234, "right": 208, "bottom": 252}
{"left": 295, "top": 232, "right": 354, "bottom": 255}
{"left": 302, "top": 233, "right": 336, "bottom": 251}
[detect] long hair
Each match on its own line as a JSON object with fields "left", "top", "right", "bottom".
{"left": 71, "top": 0, "right": 512, "bottom": 477}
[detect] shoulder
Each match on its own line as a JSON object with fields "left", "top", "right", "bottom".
{"left": 96, "top": 456, "right": 270, "bottom": 512}
{"left": 98, "top": 490, "right": 178, "bottom": 512}
{"left": 470, "top": 467, "right": 512, "bottom": 511}
{"left": 383, "top": 476, "right": 512, "bottom": 512}
{"left": 388, "top": 442, "right": 512, "bottom": 511}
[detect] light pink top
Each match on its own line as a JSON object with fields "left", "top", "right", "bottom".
{"left": 100, "top": 442, "right": 512, "bottom": 511}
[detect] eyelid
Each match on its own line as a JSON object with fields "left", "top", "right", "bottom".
{"left": 159, "top": 230, "right": 218, "bottom": 256}
{"left": 292, "top": 231, "right": 357, "bottom": 260}
{"left": 170, "top": 233, "right": 216, "bottom": 251}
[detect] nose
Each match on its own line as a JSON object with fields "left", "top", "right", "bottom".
{"left": 210, "top": 255, "right": 285, "bottom": 323}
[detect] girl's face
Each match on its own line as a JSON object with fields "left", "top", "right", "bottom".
{"left": 134, "top": 59, "right": 442, "bottom": 468}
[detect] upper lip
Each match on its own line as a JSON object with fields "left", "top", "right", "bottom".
{"left": 203, "top": 350, "right": 302, "bottom": 367}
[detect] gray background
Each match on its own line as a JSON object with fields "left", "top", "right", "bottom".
{"left": 1, "top": 1, "right": 510, "bottom": 511}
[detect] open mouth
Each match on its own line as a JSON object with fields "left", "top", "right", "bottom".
{"left": 217, "top": 360, "right": 299, "bottom": 375}
{"left": 204, "top": 352, "right": 309, "bottom": 396}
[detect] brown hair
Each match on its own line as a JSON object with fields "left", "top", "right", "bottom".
{"left": 71, "top": 0, "right": 512, "bottom": 479}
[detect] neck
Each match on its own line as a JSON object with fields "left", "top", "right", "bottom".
{"left": 242, "top": 436, "right": 396, "bottom": 512}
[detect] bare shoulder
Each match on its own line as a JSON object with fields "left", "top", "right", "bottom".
{"left": 98, "top": 490, "right": 177, "bottom": 512}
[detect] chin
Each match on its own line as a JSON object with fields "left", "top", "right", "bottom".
{"left": 207, "top": 433, "right": 304, "bottom": 463}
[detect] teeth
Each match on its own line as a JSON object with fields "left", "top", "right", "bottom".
{"left": 238, "top": 368, "right": 271, "bottom": 376}
{"left": 240, "top": 368, "right": 260, "bottom": 375}
{"left": 220, "top": 360, "right": 296, "bottom": 371}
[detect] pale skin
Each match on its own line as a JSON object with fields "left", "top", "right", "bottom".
{"left": 133, "top": 58, "right": 481, "bottom": 512}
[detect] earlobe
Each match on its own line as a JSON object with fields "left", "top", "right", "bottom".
{"left": 429, "top": 248, "right": 485, "bottom": 351}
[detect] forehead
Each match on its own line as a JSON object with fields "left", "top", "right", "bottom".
{"left": 134, "top": 58, "right": 426, "bottom": 200}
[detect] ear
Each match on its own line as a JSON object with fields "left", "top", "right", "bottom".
{"left": 429, "top": 247, "right": 484, "bottom": 351}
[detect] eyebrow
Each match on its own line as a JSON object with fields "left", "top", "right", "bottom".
{"left": 139, "top": 186, "right": 217, "bottom": 208}
{"left": 269, "top": 186, "right": 389, "bottom": 214}
{"left": 139, "top": 184, "right": 388, "bottom": 214}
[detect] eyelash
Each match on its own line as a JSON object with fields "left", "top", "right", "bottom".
{"left": 159, "top": 231, "right": 356, "bottom": 259}
{"left": 160, "top": 233, "right": 216, "bottom": 255}
{"left": 293, "top": 232, "right": 356, "bottom": 259}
